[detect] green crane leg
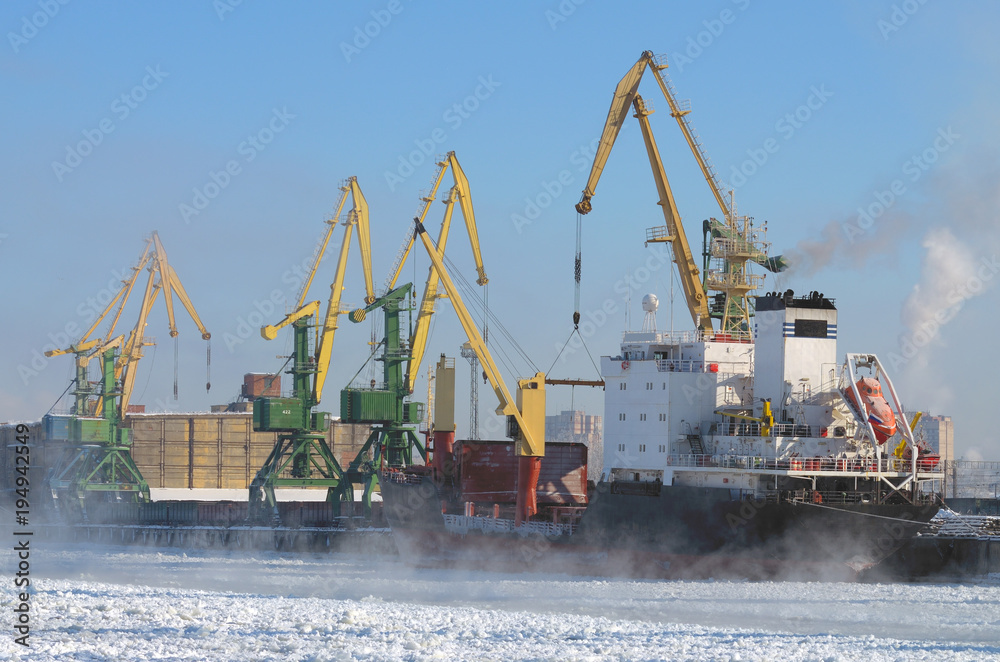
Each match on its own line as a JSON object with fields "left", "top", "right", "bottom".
{"left": 248, "top": 433, "right": 345, "bottom": 522}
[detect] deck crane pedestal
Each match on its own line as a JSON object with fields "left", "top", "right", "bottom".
{"left": 249, "top": 177, "right": 375, "bottom": 520}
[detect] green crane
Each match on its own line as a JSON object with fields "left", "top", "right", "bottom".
{"left": 337, "top": 283, "right": 426, "bottom": 515}
{"left": 46, "top": 232, "right": 209, "bottom": 517}
{"left": 49, "top": 338, "right": 151, "bottom": 515}
{"left": 249, "top": 177, "right": 375, "bottom": 520}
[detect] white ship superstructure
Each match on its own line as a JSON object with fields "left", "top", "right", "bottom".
{"left": 602, "top": 290, "right": 941, "bottom": 501}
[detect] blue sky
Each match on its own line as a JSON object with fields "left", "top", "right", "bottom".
{"left": 3, "top": 1, "right": 998, "bottom": 458}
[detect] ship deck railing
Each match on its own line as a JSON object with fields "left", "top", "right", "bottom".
{"left": 759, "top": 490, "right": 943, "bottom": 506}
{"left": 380, "top": 470, "right": 425, "bottom": 486}
{"left": 654, "top": 359, "right": 745, "bottom": 373}
{"left": 669, "top": 454, "right": 944, "bottom": 475}
{"left": 622, "top": 329, "right": 753, "bottom": 344}
{"left": 443, "top": 514, "right": 575, "bottom": 537}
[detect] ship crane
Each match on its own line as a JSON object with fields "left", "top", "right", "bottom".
{"left": 575, "top": 50, "right": 782, "bottom": 337}
{"left": 249, "top": 177, "right": 376, "bottom": 518}
{"left": 412, "top": 221, "right": 546, "bottom": 526}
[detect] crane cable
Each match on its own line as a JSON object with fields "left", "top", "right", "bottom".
{"left": 173, "top": 337, "right": 179, "bottom": 400}
{"left": 442, "top": 252, "right": 536, "bottom": 377}
{"left": 574, "top": 213, "right": 582, "bottom": 328}
{"left": 548, "top": 212, "right": 601, "bottom": 380}
{"left": 205, "top": 339, "right": 211, "bottom": 392}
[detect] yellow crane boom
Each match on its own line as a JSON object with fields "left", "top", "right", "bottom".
{"left": 632, "top": 95, "right": 711, "bottom": 332}
{"left": 44, "top": 240, "right": 153, "bottom": 361}
{"left": 385, "top": 152, "right": 488, "bottom": 291}
{"left": 577, "top": 50, "right": 731, "bottom": 222}
{"left": 258, "top": 177, "right": 375, "bottom": 407}
{"left": 46, "top": 232, "right": 210, "bottom": 418}
{"left": 313, "top": 177, "right": 375, "bottom": 404}
{"left": 386, "top": 152, "right": 488, "bottom": 394}
{"left": 412, "top": 221, "right": 543, "bottom": 458}
{"left": 575, "top": 50, "right": 726, "bottom": 333}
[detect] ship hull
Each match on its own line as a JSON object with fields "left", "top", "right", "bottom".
{"left": 381, "top": 475, "right": 939, "bottom": 581}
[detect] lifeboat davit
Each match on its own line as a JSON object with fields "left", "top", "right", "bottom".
{"left": 843, "top": 377, "right": 897, "bottom": 443}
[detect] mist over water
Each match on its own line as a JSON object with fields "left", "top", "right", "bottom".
{"left": 17, "top": 541, "right": 1000, "bottom": 644}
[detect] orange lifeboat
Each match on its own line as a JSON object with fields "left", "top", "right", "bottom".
{"left": 843, "top": 377, "right": 897, "bottom": 443}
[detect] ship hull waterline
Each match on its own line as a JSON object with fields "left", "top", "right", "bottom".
{"left": 381, "top": 474, "right": 939, "bottom": 582}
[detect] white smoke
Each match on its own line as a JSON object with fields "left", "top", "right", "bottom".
{"left": 897, "top": 227, "right": 978, "bottom": 370}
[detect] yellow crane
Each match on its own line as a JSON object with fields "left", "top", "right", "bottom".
{"left": 46, "top": 232, "right": 211, "bottom": 417}
{"left": 46, "top": 232, "right": 211, "bottom": 510}
{"left": 250, "top": 177, "right": 375, "bottom": 515}
{"left": 412, "top": 220, "right": 546, "bottom": 527}
{"left": 382, "top": 152, "right": 489, "bottom": 395}
{"left": 576, "top": 51, "right": 731, "bottom": 221}
{"left": 45, "top": 240, "right": 154, "bottom": 416}
{"left": 575, "top": 52, "right": 710, "bottom": 332}
{"left": 575, "top": 51, "right": 773, "bottom": 336}
{"left": 260, "top": 176, "right": 376, "bottom": 404}
{"left": 104, "top": 232, "right": 211, "bottom": 415}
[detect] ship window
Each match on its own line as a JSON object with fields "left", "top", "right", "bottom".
{"left": 793, "top": 318, "right": 827, "bottom": 338}
{"left": 662, "top": 382, "right": 666, "bottom": 389}
{"left": 640, "top": 413, "right": 646, "bottom": 421}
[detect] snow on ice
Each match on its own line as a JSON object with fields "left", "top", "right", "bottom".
{"left": 3, "top": 544, "right": 1000, "bottom": 661}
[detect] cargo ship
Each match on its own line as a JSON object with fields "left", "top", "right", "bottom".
{"left": 378, "top": 289, "right": 944, "bottom": 581}
{"left": 374, "top": 51, "right": 944, "bottom": 580}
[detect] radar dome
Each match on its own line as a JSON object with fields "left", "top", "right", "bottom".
{"left": 641, "top": 293, "right": 659, "bottom": 313}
